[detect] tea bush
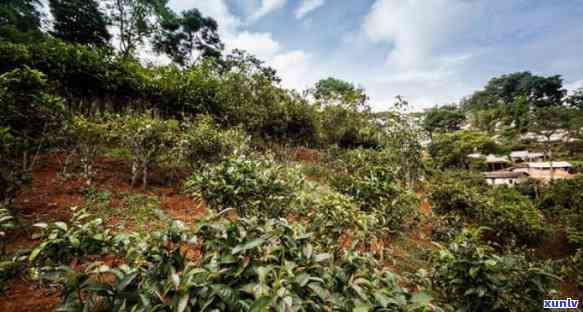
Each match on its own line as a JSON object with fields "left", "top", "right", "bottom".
{"left": 429, "top": 179, "right": 545, "bottom": 245}
{"left": 431, "top": 214, "right": 465, "bottom": 242}
{"left": 112, "top": 112, "right": 179, "bottom": 189}
{"left": 185, "top": 157, "right": 305, "bottom": 218}
{"left": 433, "top": 229, "right": 558, "bottom": 311}
{"left": 0, "top": 206, "right": 15, "bottom": 254}
{"left": 29, "top": 209, "right": 112, "bottom": 267}
{"left": 45, "top": 216, "right": 435, "bottom": 311}
{"left": 176, "top": 115, "right": 248, "bottom": 169}
{"left": 67, "top": 115, "right": 110, "bottom": 184}
{"left": 538, "top": 176, "right": 583, "bottom": 247}
{"left": 331, "top": 170, "right": 418, "bottom": 231}
{"left": 307, "top": 191, "right": 382, "bottom": 249}
{"left": 0, "top": 67, "right": 69, "bottom": 200}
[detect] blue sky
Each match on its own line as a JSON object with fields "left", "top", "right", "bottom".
{"left": 170, "top": 1, "right": 583, "bottom": 110}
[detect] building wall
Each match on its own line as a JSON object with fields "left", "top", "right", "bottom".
{"left": 486, "top": 178, "right": 520, "bottom": 186}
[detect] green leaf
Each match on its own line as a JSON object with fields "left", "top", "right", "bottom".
{"left": 54, "top": 222, "right": 68, "bottom": 231}
{"left": 232, "top": 238, "right": 265, "bottom": 255}
{"left": 313, "top": 253, "right": 332, "bottom": 263}
{"left": 410, "top": 292, "right": 432, "bottom": 307}
{"left": 68, "top": 236, "right": 81, "bottom": 248}
{"left": 177, "top": 294, "right": 189, "bottom": 312}
{"left": 250, "top": 296, "right": 272, "bottom": 312}
{"left": 33, "top": 223, "right": 48, "bottom": 229}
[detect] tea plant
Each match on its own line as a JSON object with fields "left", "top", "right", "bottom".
{"left": 331, "top": 170, "right": 418, "bottom": 231}
{"left": 29, "top": 208, "right": 112, "bottom": 267}
{"left": 431, "top": 213, "right": 465, "bottom": 242}
{"left": 175, "top": 115, "right": 248, "bottom": 169}
{"left": 0, "top": 206, "right": 16, "bottom": 255}
{"left": 47, "top": 216, "right": 435, "bottom": 311}
{"left": 432, "top": 229, "right": 558, "bottom": 312}
{"left": 112, "top": 113, "right": 178, "bottom": 189}
{"left": 67, "top": 115, "right": 110, "bottom": 184}
{"left": 185, "top": 157, "right": 305, "bottom": 218}
{"left": 307, "top": 191, "right": 381, "bottom": 251}
{"left": 538, "top": 176, "right": 583, "bottom": 247}
{"left": 429, "top": 179, "right": 545, "bottom": 246}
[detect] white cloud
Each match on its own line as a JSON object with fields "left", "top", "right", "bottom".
{"left": 228, "top": 32, "right": 281, "bottom": 60}
{"left": 363, "top": 0, "right": 478, "bottom": 70}
{"left": 250, "top": 0, "right": 287, "bottom": 21}
{"left": 295, "top": 0, "right": 325, "bottom": 19}
{"left": 272, "top": 51, "right": 314, "bottom": 90}
{"left": 170, "top": 0, "right": 318, "bottom": 92}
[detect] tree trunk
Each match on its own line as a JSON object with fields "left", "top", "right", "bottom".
{"left": 131, "top": 160, "right": 138, "bottom": 189}
{"left": 142, "top": 158, "right": 148, "bottom": 191}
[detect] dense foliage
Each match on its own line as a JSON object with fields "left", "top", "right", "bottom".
{"left": 433, "top": 230, "right": 557, "bottom": 312}
{"left": 185, "top": 157, "right": 305, "bottom": 218}
{"left": 429, "top": 176, "right": 545, "bottom": 245}
{"left": 34, "top": 213, "right": 434, "bottom": 312}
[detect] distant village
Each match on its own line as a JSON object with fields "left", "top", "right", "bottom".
{"left": 464, "top": 127, "right": 578, "bottom": 185}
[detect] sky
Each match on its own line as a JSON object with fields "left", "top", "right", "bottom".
{"left": 39, "top": 0, "right": 583, "bottom": 111}
{"left": 162, "top": 0, "right": 583, "bottom": 111}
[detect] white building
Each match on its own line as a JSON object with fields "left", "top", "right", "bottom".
{"left": 527, "top": 161, "right": 572, "bottom": 172}
{"left": 510, "top": 151, "right": 545, "bottom": 162}
{"left": 484, "top": 171, "right": 528, "bottom": 186}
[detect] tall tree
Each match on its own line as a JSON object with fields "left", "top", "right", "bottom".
{"left": 463, "top": 72, "right": 566, "bottom": 131}
{"left": 0, "top": 0, "right": 45, "bottom": 43}
{"left": 464, "top": 72, "right": 565, "bottom": 110}
{"left": 49, "top": 0, "right": 111, "bottom": 46}
{"left": 106, "top": 0, "right": 169, "bottom": 57}
{"left": 310, "top": 78, "right": 371, "bottom": 147}
{"left": 311, "top": 77, "right": 368, "bottom": 110}
{"left": 423, "top": 105, "right": 466, "bottom": 140}
{"left": 153, "top": 8, "right": 223, "bottom": 66}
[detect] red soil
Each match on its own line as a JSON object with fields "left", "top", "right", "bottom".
{"left": 0, "top": 152, "right": 206, "bottom": 311}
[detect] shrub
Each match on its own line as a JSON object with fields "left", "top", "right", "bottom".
{"left": 433, "top": 229, "right": 558, "bottom": 311}
{"left": 538, "top": 176, "right": 583, "bottom": 246}
{"left": 176, "top": 115, "right": 248, "bottom": 169}
{"left": 29, "top": 209, "right": 112, "bottom": 267}
{"left": 46, "top": 217, "right": 434, "bottom": 311}
{"left": 331, "top": 168, "right": 418, "bottom": 231}
{"left": 184, "top": 157, "right": 305, "bottom": 218}
{"left": 0, "top": 66, "right": 69, "bottom": 161}
{"left": 112, "top": 112, "right": 179, "bottom": 189}
{"left": 0, "top": 206, "right": 15, "bottom": 254}
{"left": 67, "top": 115, "right": 110, "bottom": 184}
{"left": 431, "top": 214, "right": 464, "bottom": 242}
{"left": 307, "top": 191, "right": 381, "bottom": 249}
{"left": 429, "top": 179, "right": 486, "bottom": 217}
{"left": 429, "top": 179, "right": 545, "bottom": 246}
{"left": 0, "top": 67, "right": 69, "bottom": 203}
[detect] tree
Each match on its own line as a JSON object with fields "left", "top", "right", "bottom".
{"left": 105, "top": 0, "right": 170, "bottom": 57}
{"left": 0, "top": 0, "right": 45, "bottom": 43}
{"left": 429, "top": 130, "right": 498, "bottom": 169}
{"left": 423, "top": 105, "right": 466, "bottom": 140}
{"left": 463, "top": 72, "right": 566, "bottom": 131}
{"left": 309, "top": 77, "right": 373, "bottom": 147}
{"left": 49, "top": 0, "right": 111, "bottom": 46}
{"left": 153, "top": 8, "right": 223, "bottom": 66}
{"left": 465, "top": 72, "right": 565, "bottom": 110}
{"left": 311, "top": 77, "right": 368, "bottom": 110}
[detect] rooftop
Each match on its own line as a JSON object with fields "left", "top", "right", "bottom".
{"left": 528, "top": 161, "right": 572, "bottom": 168}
